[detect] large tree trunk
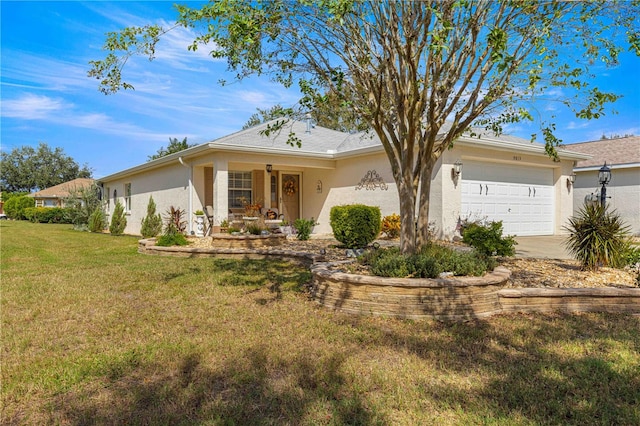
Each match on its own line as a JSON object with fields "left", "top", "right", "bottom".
{"left": 416, "top": 159, "right": 435, "bottom": 248}
{"left": 397, "top": 178, "right": 417, "bottom": 254}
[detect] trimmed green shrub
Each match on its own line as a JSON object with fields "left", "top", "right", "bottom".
{"left": 624, "top": 245, "right": 640, "bottom": 267}
{"left": 330, "top": 204, "right": 381, "bottom": 248}
{"left": 564, "top": 203, "right": 631, "bottom": 270}
{"left": 140, "top": 196, "right": 163, "bottom": 238}
{"left": 293, "top": 218, "right": 316, "bottom": 241}
{"left": 360, "top": 244, "right": 494, "bottom": 278}
{"left": 156, "top": 233, "right": 188, "bottom": 246}
{"left": 23, "top": 207, "right": 69, "bottom": 224}
{"left": 462, "top": 220, "right": 516, "bottom": 257}
{"left": 3, "top": 195, "right": 34, "bottom": 220}
{"left": 88, "top": 206, "right": 107, "bottom": 233}
{"left": 109, "top": 201, "right": 127, "bottom": 235}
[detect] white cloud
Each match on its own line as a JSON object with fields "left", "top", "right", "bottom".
{"left": 566, "top": 121, "right": 590, "bottom": 130}
{"left": 1, "top": 51, "right": 96, "bottom": 93}
{"left": 1, "top": 94, "right": 67, "bottom": 119}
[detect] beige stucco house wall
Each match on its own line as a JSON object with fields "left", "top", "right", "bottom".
{"left": 99, "top": 119, "right": 587, "bottom": 239}
{"left": 568, "top": 136, "right": 640, "bottom": 235}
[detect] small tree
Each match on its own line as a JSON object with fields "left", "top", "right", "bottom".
{"left": 109, "top": 201, "right": 127, "bottom": 235}
{"left": 88, "top": 206, "right": 107, "bottom": 233}
{"left": 64, "top": 183, "right": 102, "bottom": 227}
{"left": 140, "top": 196, "right": 163, "bottom": 238}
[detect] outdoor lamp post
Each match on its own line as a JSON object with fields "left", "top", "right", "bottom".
{"left": 598, "top": 162, "right": 611, "bottom": 207}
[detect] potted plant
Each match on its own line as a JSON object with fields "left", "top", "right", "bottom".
{"left": 279, "top": 219, "right": 292, "bottom": 235}
{"left": 219, "top": 219, "right": 229, "bottom": 233}
{"left": 193, "top": 209, "right": 205, "bottom": 237}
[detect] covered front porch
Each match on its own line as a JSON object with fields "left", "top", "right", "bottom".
{"left": 187, "top": 153, "right": 335, "bottom": 234}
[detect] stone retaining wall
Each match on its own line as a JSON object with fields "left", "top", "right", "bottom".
{"left": 310, "top": 264, "right": 512, "bottom": 321}
{"left": 499, "top": 288, "right": 640, "bottom": 315}
{"left": 138, "top": 239, "right": 640, "bottom": 320}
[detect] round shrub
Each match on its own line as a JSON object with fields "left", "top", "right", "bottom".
{"left": 330, "top": 204, "right": 381, "bottom": 249}
{"left": 3, "top": 195, "right": 34, "bottom": 220}
{"left": 462, "top": 220, "right": 516, "bottom": 257}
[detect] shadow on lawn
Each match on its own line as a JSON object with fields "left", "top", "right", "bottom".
{"left": 50, "top": 346, "right": 378, "bottom": 425}
{"left": 368, "top": 312, "right": 640, "bottom": 424}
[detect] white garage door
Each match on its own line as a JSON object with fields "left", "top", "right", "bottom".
{"left": 460, "top": 161, "right": 555, "bottom": 236}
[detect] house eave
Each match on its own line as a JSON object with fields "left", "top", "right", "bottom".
{"left": 97, "top": 144, "right": 213, "bottom": 183}
{"left": 574, "top": 162, "right": 640, "bottom": 172}
{"left": 207, "top": 142, "right": 336, "bottom": 159}
{"left": 98, "top": 143, "right": 337, "bottom": 183}
{"left": 456, "top": 136, "right": 592, "bottom": 161}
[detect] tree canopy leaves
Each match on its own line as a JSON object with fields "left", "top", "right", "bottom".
{"left": 148, "top": 137, "right": 195, "bottom": 161}
{"left": 0, "top": 143, "right": 92, "bottom": 192}
{"left": 89, "top": 0, "right": 639, "bottom": 253}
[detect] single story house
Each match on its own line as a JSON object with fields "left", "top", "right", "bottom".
{"left": 29, "top": 178, "right": 95, "bottom": 208}
{"left": 568, "top": 136, "right": 640, "bottom": 235}
{"left": 97, "top": 119, "right": 589, "bottom": 239}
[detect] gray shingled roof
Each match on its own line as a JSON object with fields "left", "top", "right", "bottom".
{"left": 209, "top": 119, "right": 352, "bottom": 154}
{"left": 210, "top": 119, "right": 542, "bottom": 154}
{"left": 566, "top": 136, "right": 640, "bottom": 168}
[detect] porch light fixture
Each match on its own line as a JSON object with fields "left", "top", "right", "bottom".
{"left": 567, "top": 172, "right": 576, "bottom": 188}
{"left": 266, "top": 164, "right": 273, "bottom": 173}
{"left": 451, "top": 160, "right": 463, "bottom": 179}
{"left": 598, "top": 162, "right": 611, "bottom": 206}
{"left": 316, "top": 180, "right": 322, "bottom": 194}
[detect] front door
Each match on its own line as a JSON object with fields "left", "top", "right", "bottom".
{"left": 281, "top": 173, "right": 300, "bottom": 222}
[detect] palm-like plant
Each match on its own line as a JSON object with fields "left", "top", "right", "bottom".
{"left": 564, "top": 203, "right": 631, "bottom": 271}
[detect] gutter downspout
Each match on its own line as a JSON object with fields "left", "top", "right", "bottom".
{"left": 179, "top": 156, "right": 193, "bottom": 235}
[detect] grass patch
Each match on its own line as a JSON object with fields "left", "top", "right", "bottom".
{"left": 2, "top": 221, "right": 639, "bottom": 425}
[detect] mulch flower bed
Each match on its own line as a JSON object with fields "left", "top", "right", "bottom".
{"left": 188, "top": 236, "right": 638, "bottom": 289}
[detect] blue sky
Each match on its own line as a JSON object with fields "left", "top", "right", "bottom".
{"left": 2, "top": 1, "right": 639, "bottom": 178}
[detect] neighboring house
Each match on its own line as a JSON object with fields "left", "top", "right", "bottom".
{"left": 98, "top": 119, "right": 588, "bottom": 238}
{"left": 567, "top": 136, "right": 640, "bottom": 235}
{"left": 29, "top": 178, "right": 95, "bottom": 208}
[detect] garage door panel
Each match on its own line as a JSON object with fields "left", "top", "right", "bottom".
{"left": 461, "top": 167, "right": 555, "bottom": 236}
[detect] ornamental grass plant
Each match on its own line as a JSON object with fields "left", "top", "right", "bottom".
{"left": 564, "top": 203, "right": 631, "bottom": 271}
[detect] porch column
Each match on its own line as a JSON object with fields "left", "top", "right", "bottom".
{"left": 212, "top": 158, "right": 229, "bottom": 227}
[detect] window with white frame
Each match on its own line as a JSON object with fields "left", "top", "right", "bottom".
{"left": 228, "top": 171, "right": 252, "bottom": 208}
{"left": 124, "top": 183, "right": 132, "bottom": 212}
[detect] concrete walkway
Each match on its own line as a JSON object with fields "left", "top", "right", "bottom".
{"left": 514, "top": 235, "right": 572, "bottom": 259}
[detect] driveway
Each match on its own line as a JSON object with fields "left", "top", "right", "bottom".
{"left": 514, "top": 235, "right": 572, "bottom": 259}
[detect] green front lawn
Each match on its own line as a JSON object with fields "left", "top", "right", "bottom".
{"left": 2, "top": 221, "right": 639, "bottom": 425}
